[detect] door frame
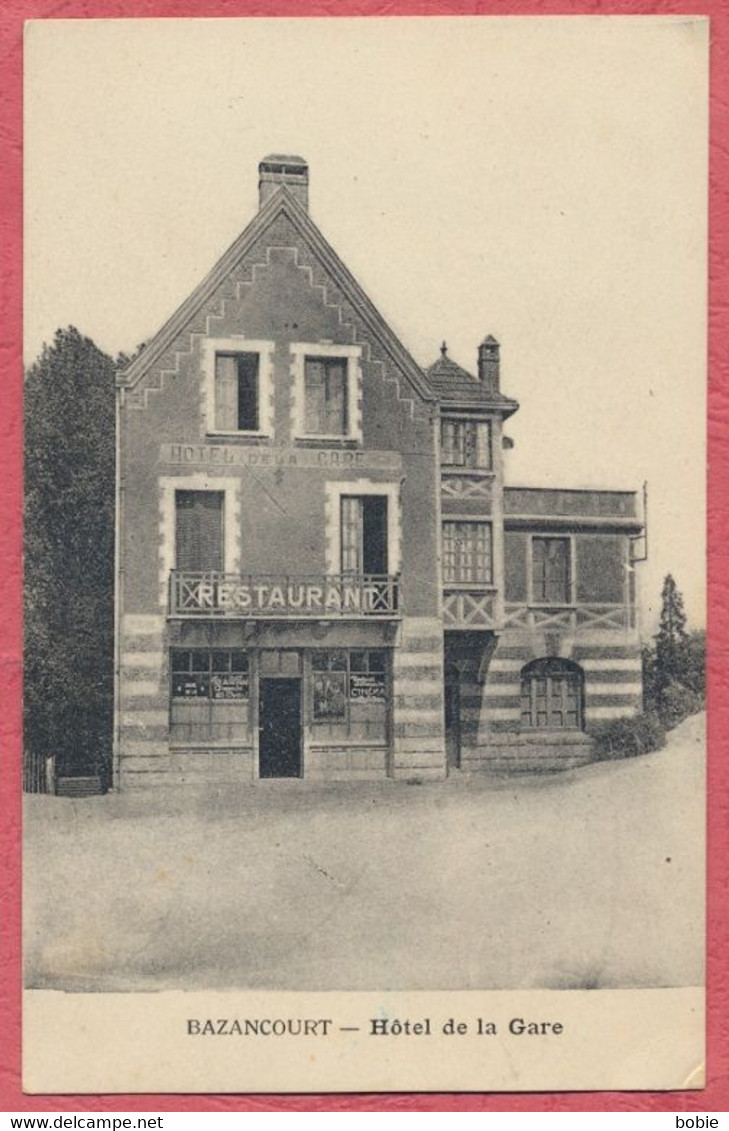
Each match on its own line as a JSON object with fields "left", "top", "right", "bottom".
{"left": 256, "top": 673, "right": 304, "bottom": 780}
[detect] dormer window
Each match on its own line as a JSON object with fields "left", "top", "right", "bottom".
{"left": 203, "top": 338, "right": 275, "bottom": 437}
{"left": 441, "top": 418, "right": 491, "bottom": 469}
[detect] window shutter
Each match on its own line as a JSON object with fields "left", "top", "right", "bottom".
{"left": 176, "top": 491, "right": 224, "bottom": 571}
{"left": 304, "top": 360, "right": 326, "bottom": 433}
{"left": 324, "top": 362, "right": 347, "bottom": 435}
{"left": 215, "top": 356, "right": 238, "bottom": 430}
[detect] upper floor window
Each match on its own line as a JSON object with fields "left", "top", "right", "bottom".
{"left": 443, "top": 521, "right": 492, "bottom": 584}
{"left": 291, "top": 343, "right": 363, "bottom": 443}
{"left": 532, "top": 536, "right": 571, "bottom": 604}
{"left": 204, "top": 338, "right": 274, "bottom": 437}
{"left": 441, "top": 418, "right": 491, "bottom": 469}
{"left": 175, "top": 490, "right": 224, "bottom": 572}
{"left": 305, "top": 357, "right": 348, "bottom": 436}
{"left": 341, "top": 496, "right": 388, "bottom": 574}
{"left": 215, "top": 352, "right": 259, "bottom": 432}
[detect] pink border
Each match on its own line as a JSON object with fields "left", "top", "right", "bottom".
{"left": 1, "top": 0, "right": 726, "bottom": 1113}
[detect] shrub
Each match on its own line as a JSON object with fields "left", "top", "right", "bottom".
{"left": 657, "top": 681, "right": 704, "bottom": 730}
{"left": 589, "top": 713, "right": 666, "bottom": 761}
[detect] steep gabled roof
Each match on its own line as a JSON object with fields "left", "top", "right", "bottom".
{"left": 119, "top": 186, "right": 436, "bottom": 403}
{"left": 425, "top": 351, "right": 519, "bottom": 417}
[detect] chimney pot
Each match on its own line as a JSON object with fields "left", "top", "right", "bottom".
{"left": 478, "top": 335, "right": 500, "bottom": 389}
{"left": 258, "top": 154, "right": 309, "bottom": 211}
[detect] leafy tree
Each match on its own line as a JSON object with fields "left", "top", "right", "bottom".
{"left": 678, "top": 629, "right": 706, "bottom": 697}
{"left": 24, "top": 327, "right": 117, "bottom": 782}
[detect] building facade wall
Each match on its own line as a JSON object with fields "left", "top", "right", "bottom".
{"left": 115, "top": 171, "right": 644, "bottom": 790}
{"left": 448, "top": 522, "right": 642, "bottom": 774}
{"left": 116, "top": 213, "right": 446, "bottom": 789}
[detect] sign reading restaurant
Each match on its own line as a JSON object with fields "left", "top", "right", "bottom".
{"left": 161, "top": 443, "right": 402, "bottom": 471}
{"left": 171, "top": 573, "right": 400, "bottom": 618}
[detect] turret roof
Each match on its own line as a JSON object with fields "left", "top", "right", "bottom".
{"left": 424, "top": 348, "right": 519, "bottom": 415}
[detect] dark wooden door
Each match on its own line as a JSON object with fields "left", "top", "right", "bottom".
{"left": 259, "top": 678, "right": 302, "bottom": 778}
{"left": 444, "top": 672, "right": 461, "bottom": 770}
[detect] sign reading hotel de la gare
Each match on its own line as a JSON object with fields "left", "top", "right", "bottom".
{"left": 160, "top": 443, "right": 403, "bottom": 471}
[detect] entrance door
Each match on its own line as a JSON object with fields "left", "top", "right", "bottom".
{"left": 259, "top": 678, "right": 302, "bottom": 778}
{"left": 444, "top": 669, "right": 461, "bottom": 771}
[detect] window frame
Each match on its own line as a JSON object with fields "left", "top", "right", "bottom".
{"left": 290, "top": 342, "right": 363, "bottom": 444}
{"left": 442, "top": 520, "right": 494, "bottom": 586}
{"left": 324, "top": 480, "right": 401, "bottom": 578}
{"left": 170, "top": 648, "right": 251, "bottom": 747}
{"left": 340, "top": 494, "right": 389, "bottom": 575}
{"left": 303, "top": 355, "right": 349, "bottom": 438}
{"left": 174, "top": 488, "right": 225, "bottom": 573}
{"left": 440, "top": 416, "right": 492, "bottom": 471}
{"left": 203, "top": 338, "right": 275, "bottom": 439}
{"left": 529, "top": 534, "right": 575, "bottom": 606}
{"left": 520, "top": 658, "right": 584, "bottom": 731}
{"left": 310, "top": 649, "right": 389, "bottom": 732}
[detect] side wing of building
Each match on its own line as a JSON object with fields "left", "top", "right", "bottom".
{"left": 430, "top": 345, "right": 644, "bottom": 774}
{"left": 444, "top": 482, "right": 644, "bottom": 773}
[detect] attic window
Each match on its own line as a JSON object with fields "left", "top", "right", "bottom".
{"left": 304, "top": 358, "right": 348, "bottom": 436}
{"left": 290, "top": 342, "right": 363, "bottom": 443}
{"left": 204, "top": 338, "right": 274, "bottom": 437}
{"left": 215, "top": 353, "right": 259, "bottom": 432}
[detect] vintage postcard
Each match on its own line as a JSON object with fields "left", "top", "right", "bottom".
{"left": 22, "top": 16, "right": 708, "bottom": 1094}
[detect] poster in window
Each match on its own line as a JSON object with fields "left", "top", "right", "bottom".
{"left": 171, "top": 674, "right": 210, "bottom": 698}
{"left": 312, "top": 671, "right": 347, "bottom": 719}
{"left": 210, "top": 672, "right": 249, "bottom": 700}
{"left": 349, "top": 672, "right": 386, "bottom": 701}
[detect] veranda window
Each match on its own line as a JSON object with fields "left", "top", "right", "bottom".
{"left": 532, "top": 536, "right": 571, "bottom": 604}
{"left": 441, "top": 419, "right": 491, "bottom": 469}
{"left": 442, "top": 522, "right": 492, "bottom": 584}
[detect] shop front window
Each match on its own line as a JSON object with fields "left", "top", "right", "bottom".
{"left": 170, "top": 649, "right": 250, "bottom": 744}
{"left": 311, "top": 650, "right": 388, "bottom": 740}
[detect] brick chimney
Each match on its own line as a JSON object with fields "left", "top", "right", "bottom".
{"left": 258, "top": 154, "right": 309, "bottom": 211}
{"left": 478, "top": 335, "right": 500, "bottom": 390}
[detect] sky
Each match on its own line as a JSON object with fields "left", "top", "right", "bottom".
{"left": 24, "top": 16, "right": 708, "bottom": 631}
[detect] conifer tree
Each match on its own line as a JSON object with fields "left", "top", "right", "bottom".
{"left": 654, "top": 573, "right": 689, "bottom": 694}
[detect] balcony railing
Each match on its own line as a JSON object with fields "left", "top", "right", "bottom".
{"left": 169, "top": 571, "right": 400, "bottom": 619}
{"left": 504, "top": 603, "right": 637, "bottom": 634}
